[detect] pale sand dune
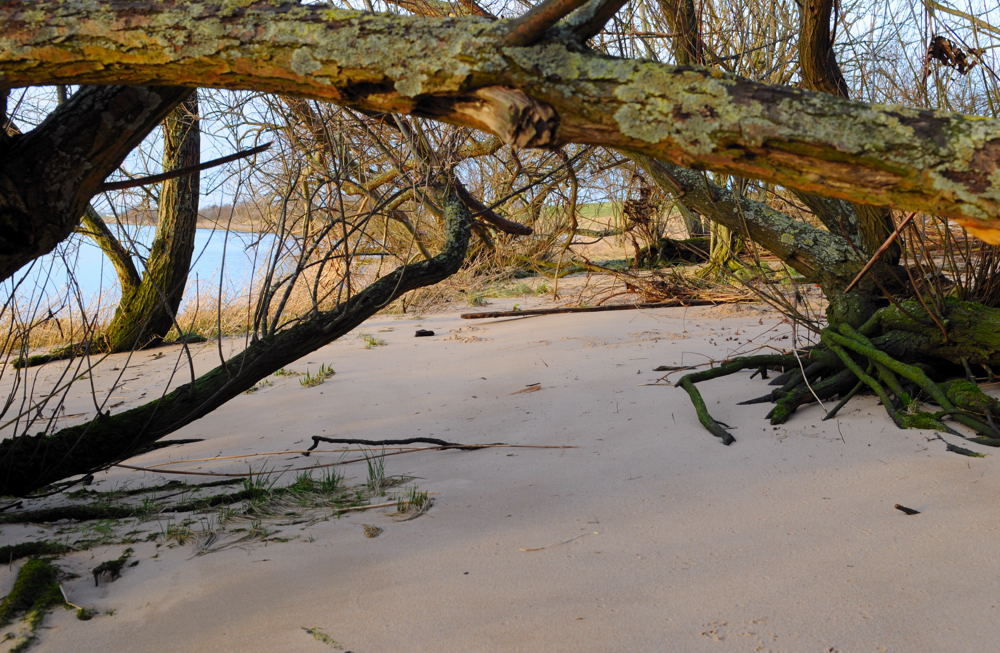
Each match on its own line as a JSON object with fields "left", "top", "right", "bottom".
{"left": 5, "top": 301, "right": 1000, "bottom": 652}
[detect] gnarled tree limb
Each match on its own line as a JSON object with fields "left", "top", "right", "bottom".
{"left": 2, "top": 2, "right": 1000, "bottom": 240}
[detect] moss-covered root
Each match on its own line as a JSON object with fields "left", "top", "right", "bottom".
{"left": 825, "top": 324, "right": 1000, "bottom": 442}
{"left": 766, "top": 368, "right": 856, "bottom": 424}
{"left": 0, "top": 542, "right": 72, "bottom": 564}
{"left": 0, "top": 558, "right": 67, "bottom": 652}
{"left": 12, "top": 341, "right": 95, "bottom": 369}
{"left": 676, "top": 354, "right": 796, "bottom": 444}
{"left": 677, "top": 376, "right": 735, "bottom": 445}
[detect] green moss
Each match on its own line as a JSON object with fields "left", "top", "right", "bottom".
{"left": 0, "top": 541, "right": 72, "bottom": 564}
{"left": 302, "top": 626, "right": 344, "bottom": 648}
{"left": 0, "top": 558, "right": 67, "bottom": 651}
{"left": 941, "top": 378, "right": 999, "bottom": 414}
{"left": 898, "top": 411, "right": 947, "bottom": 431}
{"left": 92, "top": 548, "right": 135, "bottom": 587}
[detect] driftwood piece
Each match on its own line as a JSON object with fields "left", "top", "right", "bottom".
{"left": 304, "top": 436, "right": 496, "bottom": 453}
{"left": 461, "top": 298, "right": 743, "bottom": 319}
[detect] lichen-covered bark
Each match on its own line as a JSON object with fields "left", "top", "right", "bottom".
{"left": 0, "top": 188, "right": 471, "bottom": 497}
{"left": 2, "top": 2, "right": 1000, "bottom": 240}
{"left": 631, "top": 153, "right": 864, "bottom": 285}
{"left": 102, "top": 92, "right": 200, "bottom": 352}
{"left": 632, "top": 151, "right": 891, "bottom": 325}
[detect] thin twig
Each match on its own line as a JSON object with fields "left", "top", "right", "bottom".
{"left": 844, "top": 211, "right": 917, "bottom": 293}
{"left": 100, "top": 142, "right": 272, "bottom": 192}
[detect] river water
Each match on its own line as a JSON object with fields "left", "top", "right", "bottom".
{"left": 5, "top": 226, "right": 281, "bottom": 317}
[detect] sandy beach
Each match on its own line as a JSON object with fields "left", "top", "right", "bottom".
{"left": 3, "top": 297, "right": 1000, "bottom": 652}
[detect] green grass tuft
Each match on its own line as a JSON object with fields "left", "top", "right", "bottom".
{"left": 299, "top": 363, "right": 335, "bottom": 387}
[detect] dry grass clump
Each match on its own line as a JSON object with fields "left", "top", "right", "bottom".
{"left": 1, "top": 198, "right": 704, "bottom": 357}
{"left": 0, "top": 301, "right": 115, "bottom": 357}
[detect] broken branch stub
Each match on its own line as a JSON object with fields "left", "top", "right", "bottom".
{"left": 453, "top": 87, "right": 558, "bottom": 148}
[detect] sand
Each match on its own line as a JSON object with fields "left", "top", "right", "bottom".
{"left": 3, "top": 298, "right": 1000, "bottom": 652}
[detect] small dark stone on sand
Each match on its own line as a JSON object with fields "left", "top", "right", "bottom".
{"left": 415, "top": 329, "right": 435, "bottom": 337}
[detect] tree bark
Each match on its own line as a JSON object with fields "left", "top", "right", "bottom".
{"left": 79, "top": 206, "right": 142, "bottom": 292}
{"left": 797, "top": 0, "right": 899, "bottom": 263}
{"left": 0, "top": 84, "right": 189, "bottom": 281}
{"left": 2, "top": 2, "right": 1000, "bottom": 240}
{"left": 630, "top": 153, "right": 864, "bottom": 285}
{"left": 656, "top": 0, "right": 703, "bottom": 65}
{"left": 102, "top": 92, "right": 200, "bottom": 351}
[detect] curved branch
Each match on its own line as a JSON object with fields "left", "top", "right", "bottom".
{"left": 78, "top": 205, "right": 141, "bottom": 291}
{"left": 798, "top": 0, "right": 850, "bottom": 98}
{"left": 0, "top": 186, "right": 472, "bottom": 496}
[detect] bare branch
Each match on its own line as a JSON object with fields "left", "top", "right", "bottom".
{"left": 502, "top": 0, "right": 590, "bottom": 47}
{"left": 566, "top": 0, "right": 630, "bottom": 41}
{"left": 100, "top": 141, "right": 272, "bottom": 192}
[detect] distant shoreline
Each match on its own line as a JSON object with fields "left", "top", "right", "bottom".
{"left": 108, "top": 217, "right": 262, "bottom": 234}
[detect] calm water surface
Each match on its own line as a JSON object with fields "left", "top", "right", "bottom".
{"left": 6, "top": 226, "right": 282, "bottom": 316}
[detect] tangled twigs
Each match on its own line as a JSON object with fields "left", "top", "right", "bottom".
{"left": 304, "top": 436, "right": 498, "bottom": 454}
{"left": 678, "top": 315, "right": 1000, "bottom": 448}
{"left": 822, "top": 324, "right": 1000, "bottom": 441}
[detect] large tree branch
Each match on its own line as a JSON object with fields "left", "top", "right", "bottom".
{"left": 2, "top": 2, "right": 1000, "bottom": 241}
{"left": 0, "top": 186, "right": 472, "bottom": 496}
{"left": 0, "top": 84, "right": 189, "bottom": 280}
{"left": 628, "top": 151, "right": 863, "bottom": 285}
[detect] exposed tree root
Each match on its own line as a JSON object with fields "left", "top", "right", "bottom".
{"left": 677, "top": 301, "right": 1000, "bottom": 449}
{"left": 0, "top": 487, "right": 269, "bottom": 524}
{"left": 0, "top": 542, "right": 73, "bottom": 563}
{"left": 676, "top": 354, "right": 796, "bottom": 445}
{"left": 13, "top": 334, "right": 209, "bottom": 369}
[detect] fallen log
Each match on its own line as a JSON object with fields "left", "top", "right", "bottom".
{"left": 461, "top": 298, "right": 749, "bottom": 319}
